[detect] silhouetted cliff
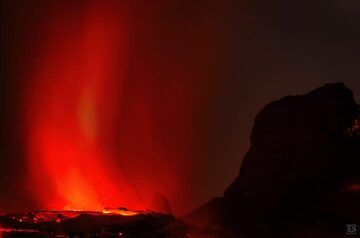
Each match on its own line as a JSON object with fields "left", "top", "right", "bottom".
{"left": 186, "top": 83, "right": 360, "bottom": 237}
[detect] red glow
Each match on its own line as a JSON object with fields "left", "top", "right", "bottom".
{"left": 346, "top": 184, "right": 360, "bottom": 191}
{"left": 19, "top": 0, "right": 219, "bottom": 215}
{"left": 23, "top": 2, "right": 145, "bottom": 211}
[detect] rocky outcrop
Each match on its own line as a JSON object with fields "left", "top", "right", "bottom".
{"left": 186, "top": 83, "right": 360, "bottom": 237}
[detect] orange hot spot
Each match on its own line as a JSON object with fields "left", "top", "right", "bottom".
{"left": 102, "top": 208, "right": 139, "bottom": 216}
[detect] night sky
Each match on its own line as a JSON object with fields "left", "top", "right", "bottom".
{"left": 0, "top": 0, "right": 359, "bottom": 215}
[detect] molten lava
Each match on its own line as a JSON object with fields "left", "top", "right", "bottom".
{"left": 102, "top": 208, "right": 139, "bottom": 216}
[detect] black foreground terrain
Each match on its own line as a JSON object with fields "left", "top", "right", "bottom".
{"left": 0, "top": 209, "right": 188, "bottom": 238}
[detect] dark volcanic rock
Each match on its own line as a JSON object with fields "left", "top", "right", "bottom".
{"left": 186, "top": 83, "right": 360, "bottom": 237}
{"left": 0, "top": 210, "right": 188, "bottom": 238}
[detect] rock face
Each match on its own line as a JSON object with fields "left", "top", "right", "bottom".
{"left": 186, "top": 83, "right": 360, "bottom": 237}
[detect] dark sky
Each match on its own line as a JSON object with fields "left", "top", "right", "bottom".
{"left": 0, "top": 0, "right": 359, "bottom": 215}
